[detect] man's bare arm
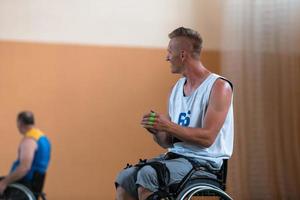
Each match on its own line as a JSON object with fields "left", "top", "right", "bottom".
{"left": 1, "top": 138, "right": 36, "bottom": 185}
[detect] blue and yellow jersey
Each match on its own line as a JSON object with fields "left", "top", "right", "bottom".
{"left": 11, "top": 128, "right": 51, "bottom": 182}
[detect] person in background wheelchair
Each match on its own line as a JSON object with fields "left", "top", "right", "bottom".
{"left": 0, "top": 111, "right": 51, "bottom": 199}
{"left": 115, "top": 27, "right": 234, "bottom": 200}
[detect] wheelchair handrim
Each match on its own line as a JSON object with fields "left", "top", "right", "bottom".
{"left": 7, "top": 183, "right": 36, "bottom": 200}
{"left": 177, "top": 185, "right": 233, "bottom": 200}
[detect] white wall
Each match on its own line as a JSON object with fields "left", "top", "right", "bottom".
{"left": 0, "top": 0, "right": 223, "bottom": 49}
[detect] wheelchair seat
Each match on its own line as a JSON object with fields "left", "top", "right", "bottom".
{"left": 168, "top": 159, "right": 233, "bottom": 200}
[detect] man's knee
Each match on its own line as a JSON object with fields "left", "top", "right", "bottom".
{"left": 136, "top": 166, "right": 158, "bottom": 192}
{"left": 115, "top": 161, "right": 166, "bottom": 199}
{"left": 115, "top": 167, "right": 139, "bottom": 199}
{"left": 116, "top": 167, "right": 136, "bottom": 186}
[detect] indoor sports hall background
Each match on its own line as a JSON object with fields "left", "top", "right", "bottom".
{"left": 0, "top": 0, "right": 299, "bottom": 199}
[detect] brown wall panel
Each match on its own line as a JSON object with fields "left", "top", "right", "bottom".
{"left": 0, "top": 41, "right": 220, "bottom": 199}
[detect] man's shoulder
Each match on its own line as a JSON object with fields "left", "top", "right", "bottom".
{"left": 215, "top": 78, "right": 232, "bottom": 88}
{"left": 20, "top": 137, "right": 38, "bottom": 150}
{"left": 210, "top": 73, "right": 233, "bottom": 89}
{"left": 173, "top": 77, "right": 186, "bottom": 88}
{"left": 25, "top": 128, "right": 45, "bottom": 141}
{"left": 211, "top": 79, "right": 233, "bottom": 99}
{"left": 213, "top": 75, "right": 233, "bottom": 92}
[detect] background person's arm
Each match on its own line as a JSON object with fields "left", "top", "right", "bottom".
{"left": 0, "top": 138, "right": 37, "bottom": 194}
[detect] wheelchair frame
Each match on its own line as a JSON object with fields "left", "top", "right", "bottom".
{"left": 169, "top": 159, "right": 233, "bottom": 200}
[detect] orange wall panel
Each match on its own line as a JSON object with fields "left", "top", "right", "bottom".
{"left": 0, "top": 41, "right": 220, "bottom": 199}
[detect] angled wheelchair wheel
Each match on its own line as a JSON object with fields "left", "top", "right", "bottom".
{"left": 176, "top": 183, "right": 233, "bottom": 200}
{"left": 1, "top": 183, "right": 36, "bottom": 200}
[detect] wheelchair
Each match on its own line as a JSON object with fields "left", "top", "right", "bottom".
{"left": 0, "top": 172, "right": 47, "bottom": 200}
{"left": 171, "top": 159, "right": 233, "bottom": 200}
{"left": 148, "top": 159, "right": 233, "bottom": 200}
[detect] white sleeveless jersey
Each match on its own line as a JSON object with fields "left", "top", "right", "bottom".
{"left": 168, "top": 73, "right": 234, "bottom": 169}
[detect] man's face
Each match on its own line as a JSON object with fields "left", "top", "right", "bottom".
{"left": 166, "top": 38, "right": 183, "bottom": 74}
{"left": 17, "top": 120, "right": 25, "bottom": 134}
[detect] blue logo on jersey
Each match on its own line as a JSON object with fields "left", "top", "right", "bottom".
{"left": 178, "top": 111, "right": 191, "bottom": 126}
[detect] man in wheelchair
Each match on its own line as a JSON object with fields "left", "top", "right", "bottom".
{"left": 115, "top": 27, "right": 234, "bottom": 200}
{"left": 0, "top": 111, "right": 51, "bottom": 199}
